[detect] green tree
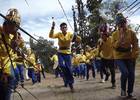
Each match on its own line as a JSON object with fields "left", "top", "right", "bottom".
{"left": 85, "top": 0, "right": 127, "bottom": 46}
{"left": 101, "top": 0, "right": 127, "bottom": 26}
{"left": 86, "top": 0, "right": 104, "bottom": 46}
{"left": 29, "top": 37, "right": 56, "bottom": 73}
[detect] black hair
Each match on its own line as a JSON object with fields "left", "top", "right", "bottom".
{"left": 60, "top": 22, "right": 67, "bottom": 27}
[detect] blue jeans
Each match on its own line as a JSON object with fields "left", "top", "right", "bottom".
{"left": 58, "top": 53, "right": 74, "bottom": 86}
{"left": 16, "top": 64, "right": 24, "bottom": 83}
{"left": 14, "top": 67, "right": 19, "bottom": 86}
{"left": 35, "top": 72, "right": 41, "bottom": 83}
{"left": 86, "top": 62, "right": 95, "bottom": 80}
{"left": 14, "top": 64, "right": 24, "bottom": 85}
{"left": 0, "top": 76, "right": 15, "bottom": 100}
{"left": 28, "top": 68, "right": 37, "bottom": 84}
{"left": 79, "top": 63, "right": 86, "bottom": 78}
{"left": 115, "top": 59, "right": 135, "bottom": 94}
{"left": 95, "top": 59, "right": 101, "bottom": 72}
{"left": 73, "top": 65, "right": 80, "bottom": 77}
{"left": 0, "top": 66, "right": 15, "bottom": 100}
{"left": 55, "top": 67, "right": 62, "bottom": 78}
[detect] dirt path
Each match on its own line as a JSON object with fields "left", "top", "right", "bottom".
{"left": 12, "top": 67, "right": 140, "bottom": 100}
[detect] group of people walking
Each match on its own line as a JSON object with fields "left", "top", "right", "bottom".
{"left": 0, "top": 7, "right": 139, "bottom": 100}
{"left": 49, "top": 13, "right": 139, "bottom": 100}
{"left": 0, "top": 8, "right": 46, "bottom": 100}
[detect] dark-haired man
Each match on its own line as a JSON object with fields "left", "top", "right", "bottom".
{"left": 112, "top": 13, "right": 139, "bottom": 99}
{"left": 0, "top": 8, "right": 21, "bottom": 100}
{"left": 49, "top": 22, "right": 81, "bottom": 92}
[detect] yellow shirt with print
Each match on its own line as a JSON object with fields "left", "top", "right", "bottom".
{"left": 78, "top": 54, "right": 86, "bottom": 63}
{"left": 98, "top": 36, "right": 114, "bottom": 59}
{"left": 15, "top": 42, "right": 25, "bottom": 65}
{"left": 91, "top": 48, "right": 101, "bottom": 60}
{"left": 27, "top": 53, "right": 36, "bottom": 69}
{"left": 85, "top": 51, "right": 93, "bottom": 63}
{"left": 72, "top": 55, "right": 80, "bottom": 66}
{"left": 49, "top": 31, "right": 81, "bottom": 54}
{"left": 0, "top": 33, "right": 15, "bottom": 75}
{"left": 112, "top": 29, "right": 139, "bottom": 59}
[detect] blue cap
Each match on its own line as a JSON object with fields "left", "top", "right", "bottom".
{"left": 115, "top": 13, "right": 126, "bottom": 25}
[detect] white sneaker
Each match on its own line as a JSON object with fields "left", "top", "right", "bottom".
{"left": 101, "top": 79, "right": 105, "bottom": 83}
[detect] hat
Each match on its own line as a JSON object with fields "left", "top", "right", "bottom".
{"left": 115, "top": 13, "right": 126, "bottom": 25}
{"left": 5, "top": 8, "right": 21, "bottom": 25}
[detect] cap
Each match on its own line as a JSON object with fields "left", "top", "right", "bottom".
{"left": 115, "top": 13, "right": 126, "bottom": 25}
{"left": 5, "top": 8, "right": 21, "bottom": 26}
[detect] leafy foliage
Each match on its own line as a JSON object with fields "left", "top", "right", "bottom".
{"left": 85, "top": 0, "right": 127, "bottom": 47}
{"left": 101, "top": 0, "right": 127, "bottom": 25}
{"left": 85, "top": 0, "right": 104, "bottom": 47}
{"left": 29, "top": 37, "right": 56, "bottom": 73}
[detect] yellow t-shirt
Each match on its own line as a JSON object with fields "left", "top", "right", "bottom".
{"left": 0, "top": 33, "right": 15, "bottom": 75}
{"left": 72, "top": 55, "right": 80, "bottom": 66}
{"left": 112, "top": 29, "right": 139, "bottom": 59}
{"left": 49, "top": 31, "right": 81, "bottom": 54}
{"left": 98, "top": 36, "right": 114, "bottom": 59}
{"left": 78, "top": 54, "right": 86, "bottom": 63}
{"left": 51, "top": 54, "right": 59, "bottom": 69}
{"left": 85, "top": 51, "right": 93, "bottom": 63}
{"left": 14, "top": 38, "right": 25, "bottom": 64}
{"left": 27, "top": 53, "right": 36, "bottom": 69}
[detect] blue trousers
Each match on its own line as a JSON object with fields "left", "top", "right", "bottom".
{"left": 72, "top": 65, "right": 80, "bottom": 77}
{"left": 95, "top": 59, "right": 101, "bottom": 72}
{"left": 55, "top": 67, "right": 62, "bottom": 78}
{"left": 115, "top": 59, "right": 135, "bottom": 94}
{"left": 28, "top": 68, "right": 37, "bottom": 84}
{"left": 86, "top": 63, "right": 95, "bottom": 80}
{"left": 100, "top": 59, "right": 115, "bottom": 84}
{"left": 17, "top": 64, "right": 24, "bottom": 82}
{"left": 0, "top": 65, "right": 15, "bottom": 100}
{"left": 0, "top": 76, "right": 15, "bottom": 100}
{"left": 79, "top": 63, "right": 86, "bottom": 78}
{"left": 15, "top": 64, "right": 24, "bottom": 84}
{"left": 35, "top": 72, "right": 41, "bottom": 83}
{"left": 58, "top": 53, "right": 74, "bottom": 86}
{"left": 14, "top": 67, "right": 19, "bottom": 86}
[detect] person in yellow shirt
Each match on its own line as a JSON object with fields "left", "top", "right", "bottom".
{"left": 34, "top": 57, "right": 42, "bottom": 83}
{"left": 13, "top": 32, "right": 25, "bottom": 87}
{"left": 85, "top": 45, "right": 96, "bottom": 80}
{"left": 23, "top": 59, "right": 30, "bottom": 81}
{"left": 49, "top": 21, "right": 81, "bottom": 92}
{"left": 26, "top": 48, "right": 37, "bottom": 85}
{"left": 78, "top": 49, "right": 87, "bottom": 79}
{"left": 98, "top": 24, "right": 116, "bottom": 88}
{"left": 0, "top": 8, "right": 21, "bottom": 100}
{"left": 36, "top": 55, "right": 46, "bottom": 79}
{"left": 72, "top": 53, "right": 80, "bottom": 77}
{"left": 112, "top": 13, "right": 139, "bottom": 99}
{"left": 92, "top": 47, "right": 102, "bottom": 74}
{"left": 50, "top": 53, "right": 61, "bottom": 78}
